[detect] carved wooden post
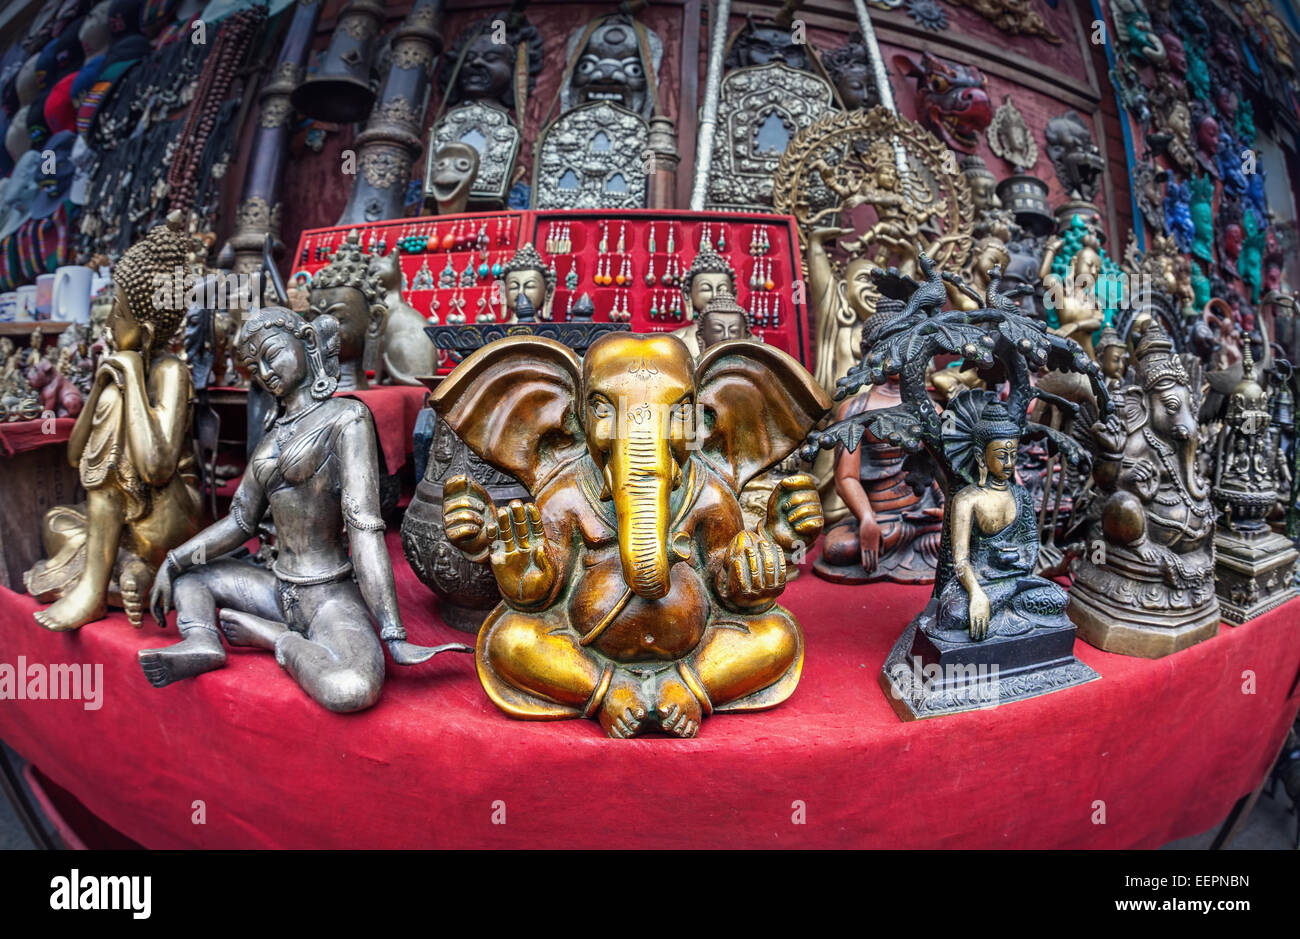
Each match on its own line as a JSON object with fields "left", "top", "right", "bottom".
{"left": 224, "top": 0, "right": 322, "bottom": 275}
{"left": 337, "top": 0, "right": 445, "bottom": 225}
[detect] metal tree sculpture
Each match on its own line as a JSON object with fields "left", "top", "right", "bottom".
{"left": 803, "top": 253, "right": 1114, "bottom": 718}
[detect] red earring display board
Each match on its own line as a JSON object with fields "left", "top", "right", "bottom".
{"left": 289, "top": 209, "right": 812, "bottom": 374}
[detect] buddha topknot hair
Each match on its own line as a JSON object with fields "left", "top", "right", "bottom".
{"left": 683, "top": 243, "right": 736, "bottom": 293}
{"left": 112, "top": 210, "right": 191, "bottom": 350}
{"left": 312, "top": 230, "right": 385, "bottom": 308}
{"left": 501, "top": 242, "right": 554, "bottom": 290}
{"left": 973, "top": 400, "right": 1021, "bottom": 450}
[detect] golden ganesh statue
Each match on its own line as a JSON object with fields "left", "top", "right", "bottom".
{"left": 25, "top": 212, "right": 202, "bottom": 630}
{"left": 432, "top": 333, "right": 830, "bottom": 738}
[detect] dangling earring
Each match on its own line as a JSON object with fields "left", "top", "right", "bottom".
{"left": 305, "top": 330, "right": 335, "bottom": 399}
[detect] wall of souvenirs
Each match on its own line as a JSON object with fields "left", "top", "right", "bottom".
{"left": 2, "top": 0, "right": 1300, "bottom": 737}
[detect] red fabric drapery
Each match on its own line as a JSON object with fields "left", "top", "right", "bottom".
{"left": 0, "top": 537, "right": 1296, "bottom": 848}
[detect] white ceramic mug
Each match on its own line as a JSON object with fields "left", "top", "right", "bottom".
{"left": 14, "top": 284, "right": 37, "bottom": 322}
{"left": 0, "top": 292, "right": 16, "bottom": 323}
{"left": 35, "top": 272, "right": 54, "bottom": 319}
{"left": 52, "top": 265, "right": 94, "bottom": 324}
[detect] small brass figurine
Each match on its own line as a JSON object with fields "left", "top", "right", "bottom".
{"left": 670, "top": 242, "right": 737, "bottom": 356}
{"left": 139, "top": 307, "right": 468, "bottom": 711}
{"left": 306, "top": 230, "right": 386, "bottom": 390}
{"left": 810, "top": 259, "right": 1105, "bottom": 719}
{"left": 434, "top": 333, "right": 829, "bottom": 738}
{"left": 1069, "top": 325, "right": 1219, "bottom": 656}
{"left": 1207, "top": 344, "right": 1298, "bottom": 622}
{"left": 25, "top": 213, "right": 202, "bottom": 630}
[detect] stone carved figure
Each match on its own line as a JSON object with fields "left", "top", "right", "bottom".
{"left": 140, "top": 307, "right": 469, "bottom": 709}
{"left": 810, "top": 259, "right": 1106, "bottom": 718}
{"left": 1044, "top": 111, "right": 1104, "bottom": 202}
{"left": 1068, "top": 324, "right": 1219, "bottom": 656}
{"left": 821, "top": 34, "right": 880, "bottom": 110}
{"left": 25, "top": 213, "right": 202, "bottom": 630}
{"left": 433, "top": 333, "right": 830, "bottom": 737}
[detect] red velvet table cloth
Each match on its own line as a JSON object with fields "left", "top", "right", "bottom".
{"left": 0, "top": 417, "right": 73, "bottom": 456}
{"left": 1, "top": 534, "right": 1297, "bottom": 849}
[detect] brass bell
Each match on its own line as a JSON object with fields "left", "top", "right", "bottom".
{"left": 290, "top": 0, "right": 386, "bottom": 124}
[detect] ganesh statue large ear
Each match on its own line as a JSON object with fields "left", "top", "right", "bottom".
{"left": 695, "top": 340, "right": 831, "bottom": 494}
{"left": 428, "top": 336, "right": 586, "bottom": 494}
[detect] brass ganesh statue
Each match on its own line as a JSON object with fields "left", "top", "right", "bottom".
{"left": 433, "top": 333, "right": 830, "bottom": 738}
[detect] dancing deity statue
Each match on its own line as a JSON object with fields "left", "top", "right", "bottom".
{"left": 139, "top": 307, "right": 468, "bottom": 711}
{"left": 306, "top": 230, "right": 387, "bottom": 391}
{"left": 433, "top": 333, "right": 829, "bottom": 737}
{"left": 25, "top": 213, "right": 202, "bottom": 631}
{"left": 1068, "top": 325, "right": 1219, "bottom": 655}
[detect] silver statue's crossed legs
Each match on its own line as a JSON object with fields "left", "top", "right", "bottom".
{"left": 138, "top": 559, "right": 282, "bottom": 688}
{"left": 259, "top": 582, "right": 385, "bottom": 713}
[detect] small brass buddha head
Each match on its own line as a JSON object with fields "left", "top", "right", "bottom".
{"left": 681, "top": 243, "right": 735, "bottom": 318}
{"left": 1095, "top": 327, "right": 1128, "bottom": 382}
{"left": 972, "top": 400, "right": 1020, "bottom": 486}
{"left": 697, "top": 296, "right": 752, "bottom": 350}
{"left": 499, "top": 242, "right": 553, "bottom": 319}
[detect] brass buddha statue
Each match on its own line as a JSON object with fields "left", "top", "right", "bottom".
{"left": 25, "top": 212, "right": 202, "bottom": 630}
{"left": 670, "top": 242, "right": 737, "bottom": 357}
{"left": 306, "top": 230, "right": 387, "bottom": 391}
{"left": 434, "top": 332, "right": 829, "bottom": 737}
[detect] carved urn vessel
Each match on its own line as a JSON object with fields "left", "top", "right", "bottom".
{"left": 401, "top": 417, "right": 528, "bottom": 632}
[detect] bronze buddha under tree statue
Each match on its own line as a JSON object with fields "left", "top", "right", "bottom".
{"left": 808, "top": 258, "right": 1106, "bottom": 719}
{"left": 140, "top": 307, "right": 469, "bottom": 711}
{"left": 1067, "top": 324, "right": 1219, "bottom": 656}
{"left": 25, "top": 212, "right": 202, "bottom": 631}
{"left": 434, "top": 332, "right": 829, "bottom": 738}
{"left": 305, "top": 229, "right": 386, "bottom": 391}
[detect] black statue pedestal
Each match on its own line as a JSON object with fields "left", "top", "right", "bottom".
{"left": 879, "top": 600, "right": 1099, "bottom": 721}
